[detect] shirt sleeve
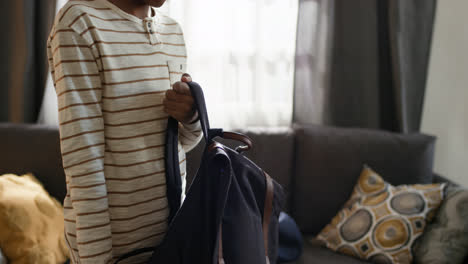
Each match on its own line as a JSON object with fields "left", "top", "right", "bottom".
{"left": 178, "top": 117, "right": 203, "bottom": 153}
{"left": 48, "top": 27, "right": 113, "bottom": 263}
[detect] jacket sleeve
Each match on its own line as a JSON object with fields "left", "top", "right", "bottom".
{"left": 48, "top": 26, "right": 113, "bottom": 263}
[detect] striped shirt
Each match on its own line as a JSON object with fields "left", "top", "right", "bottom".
{"left": 47, "top": 1, "right": 203, "bottom": 263}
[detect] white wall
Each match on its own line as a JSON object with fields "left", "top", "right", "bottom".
{"left": 421, "top": 0, "right": 468, "bottom": 187}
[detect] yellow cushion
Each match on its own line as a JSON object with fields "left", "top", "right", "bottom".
{"left": 316, "top": 165, "right": 446, "bottom": 264}
{"left": 0, "top": 173, "right": 69, "bottom": 264}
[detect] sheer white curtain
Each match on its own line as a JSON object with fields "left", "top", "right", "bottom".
{"left": 38, "top": 0, "right": 299, "bottom": 130}
{"left": 37, "top": 0, "right": 68, "bottom": 126}
{"left": 161, "top": 0, "right": 298, "bottom": 129}
{"left": 293, "top": 0, "right": 333, "bottom": 124}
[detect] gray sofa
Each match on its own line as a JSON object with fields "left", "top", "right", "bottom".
{"left": 0, "top": 122, "right": 463, "bottom": 264}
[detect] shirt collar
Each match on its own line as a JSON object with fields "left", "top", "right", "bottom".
{"left": 102, "top": 0, "right": 159, "bottom": 25}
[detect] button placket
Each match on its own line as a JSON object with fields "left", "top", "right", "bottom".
{"left": 144, "top": 19, "right": 156, "bottom": 44}
{"left": 147, "top": 21, "right": 153, "bottom": 34}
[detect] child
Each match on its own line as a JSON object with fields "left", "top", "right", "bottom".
{"left": 47, "top": 0, "right": 202, "bottom": 263}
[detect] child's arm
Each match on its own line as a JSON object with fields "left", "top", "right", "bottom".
{"left": 48, "top": 23, "right": 113, "bottom": 264}
{"left": 164, "top": 74, "right": 203, "bottom": 153}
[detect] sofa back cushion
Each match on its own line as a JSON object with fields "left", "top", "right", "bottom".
{"left": 0, "top": 123, "right": 67, "bottom": 202}
{"left": 292, "top": 124, "right": 436, "bottom": 234}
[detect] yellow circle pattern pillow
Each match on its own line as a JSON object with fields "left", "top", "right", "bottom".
{"left": 316, "top": 165, "right": 446, "bottom": 264}
{"left": 0, "top": 173, "right": 69, "bottom": 264}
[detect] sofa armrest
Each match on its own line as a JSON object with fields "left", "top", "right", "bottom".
{"left": 432, "top": 173, "right": 463, "bottom": 187}
{"left": 0, "top": 122, "right": 66, "bottom": 202}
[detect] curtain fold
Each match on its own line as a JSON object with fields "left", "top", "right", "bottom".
{"left": 0, "top": 0, "right": 56, "bottom": 123}
{"left": 293, "top": 0, "right": 437, "bottom": 133}
{"left": 37, "top": 0, "right": 68, "bottom": 126}
{"left": 293, "top": 0, "right": 334, "bottom": 125}
{"left": 0, "top": 1, "right": 12, "bottom": 122}
{"left": 388, "top": 0, "right": 437, "bottom": 133}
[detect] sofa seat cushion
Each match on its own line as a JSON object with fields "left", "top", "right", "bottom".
{"left": 292, "top": 238, "right": 371, "bottom": 264}
{"left": 292, "top": 124, "right": 436, "bottom": 234}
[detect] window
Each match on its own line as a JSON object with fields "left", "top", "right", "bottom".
{"left": 161, "top": 0, "right": 298, "bottom": 129}
{"left": 38, "top": 0, "right": 299, "bottom": 130}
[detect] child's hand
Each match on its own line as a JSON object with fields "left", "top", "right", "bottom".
{"left": 163, "top": 73, "right": 199, "bottom": 124}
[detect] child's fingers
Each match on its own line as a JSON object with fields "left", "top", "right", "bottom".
{"left": 181, "top": 73, "right": 192, "bottom": 83}
{"left": 165, "top": 89, "right": 179, "bottom": 101}
{"left": 165, "top": 90, "right": 194, "bottom": 104}
{"left": 163, "top": 102, "right": 195, "bottom": 123}
{"left": 163, "top": 100, "right": 193, "bottom": 113}
{"left": 173, "top": 81, "right": 192, "bottom": 95}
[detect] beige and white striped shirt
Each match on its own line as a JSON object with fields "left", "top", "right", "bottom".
{"left": 47, "top": 1, "right": 203, "bottom": 263}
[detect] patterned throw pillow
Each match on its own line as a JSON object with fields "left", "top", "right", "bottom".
{"left": 412, "top": 183, "right": 468, "bottom": 264}
{"left": 316, "top": 165, "right": 446, "bottom": 264}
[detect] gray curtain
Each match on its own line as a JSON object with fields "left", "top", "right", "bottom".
{"left": 0, "top": 0, "right": 56, "bottom": 123}
{"left": 293, "top": 0, "right": 437, "bottom": 133}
